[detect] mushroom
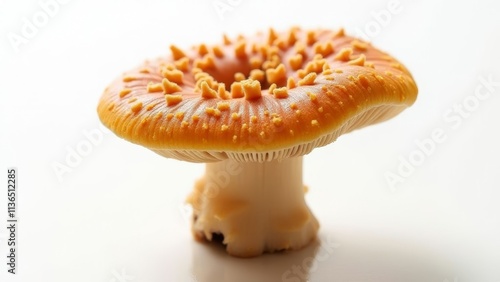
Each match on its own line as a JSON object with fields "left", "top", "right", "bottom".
{"left": 97, "top": 27, "right": 418, "bottom": 257}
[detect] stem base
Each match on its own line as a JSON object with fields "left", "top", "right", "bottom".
{"left": 187, "top": 157, "right": 319, "bottom": 257}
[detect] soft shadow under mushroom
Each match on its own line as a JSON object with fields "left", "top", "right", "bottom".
{"left": 190, "top": 235, "right": 321, "bottom": 282}
{"left": 190, "top": 230, "right": 452, "bottom": 282}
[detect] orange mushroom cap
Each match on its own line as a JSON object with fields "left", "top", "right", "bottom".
{"left": 97, "top": 27, "right": 417, "bottom": 162}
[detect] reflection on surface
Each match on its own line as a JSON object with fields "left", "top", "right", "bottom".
{"left": 191, "top": 230, "right": 452, "bottom": 282}
{"left": 191, "top": 236, "right": 321, "bottom": 282}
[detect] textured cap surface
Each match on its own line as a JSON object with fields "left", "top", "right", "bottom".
{"left": 97, "top": 28, "right": 417, "bottom": 162}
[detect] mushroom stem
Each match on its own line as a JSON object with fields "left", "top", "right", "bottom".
{"left": 187, "top": 156, "right": 319, "bottom": 257}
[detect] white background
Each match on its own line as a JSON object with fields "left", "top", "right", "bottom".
{"left": 1, "top": 0, "right": 500, "bottom": 281}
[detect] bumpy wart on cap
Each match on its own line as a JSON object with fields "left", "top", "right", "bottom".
{"left": 97, "top": 27, "right": 417, "bottom": 162}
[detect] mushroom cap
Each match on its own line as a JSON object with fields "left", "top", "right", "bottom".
{"left": 97, "top": 27, "right": 417, "bottom": 162}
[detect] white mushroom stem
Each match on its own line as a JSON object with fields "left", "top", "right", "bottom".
{"left": 187, "top": 156, "right": 319, "bottom": 257}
